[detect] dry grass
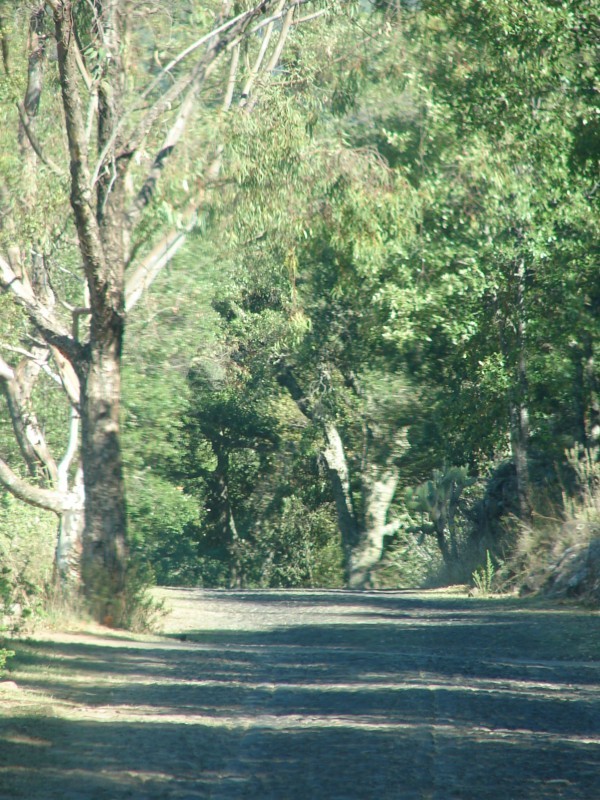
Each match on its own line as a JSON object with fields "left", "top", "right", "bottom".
{"left": 508, "top": 447, "right": 600, "bottom": 604}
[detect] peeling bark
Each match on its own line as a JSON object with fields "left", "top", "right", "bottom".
{"left": 54, "top": 468, "right": 84, "bottom": 588}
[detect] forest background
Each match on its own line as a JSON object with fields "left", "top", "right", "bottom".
{"left": 0, "top": 0, "right": 598, "bottom": 633}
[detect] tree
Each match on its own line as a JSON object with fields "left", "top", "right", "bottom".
{"left": 0, "top": 0, "right": 327, "bottom": 622}
{"left": 204, "top": 135, "right": 420, "bottom": 586}
{"left": 373, "top": 0, "right": 599, "bottom": 501}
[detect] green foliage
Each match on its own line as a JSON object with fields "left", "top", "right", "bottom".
{"left": 0, "top": 495, "right": 55, "bottom": 631}
{"left": 0, "top": 644, "right": 14, "bottom": 676}
{"left": 405, "top": 468, "right": 476, "bottom": 547}
{"left": 472, "top": 551, "right": 496, "bottom": 597}
{"left": 231, "top": 496, "right": 344, "bottom": 588}
{"left": 165, "top": 0, "right": 597, "bottom": 589}
{"left": 2, "top": 0, "right": 596, "bottom": 599}
{"left": 371, "top": 524, "right": 443, "bottom": 588}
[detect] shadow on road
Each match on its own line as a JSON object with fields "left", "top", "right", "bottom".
{"left": 1, "top": 591, "right": 599, "bottom": 799}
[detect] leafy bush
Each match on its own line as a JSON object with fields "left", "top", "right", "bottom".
{"left": 0, "top": 643, "right": 14, "bottom": 677}
{"left": 371, "top": 521, "right": 443, "bottom": 588}
{"left": 233, "top": 497, "right": 344, "bottom": 589}
{"left": 0, "top": 496, "right": 55, "bottom": 632}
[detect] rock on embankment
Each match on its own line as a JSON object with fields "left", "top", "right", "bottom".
{"left": 544, "top": 537, "right": 600, "bottom": 605}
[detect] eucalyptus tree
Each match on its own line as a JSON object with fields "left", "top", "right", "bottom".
{"left": 203, "top": 93, "right": 421, "bottom": 586}
{"left": 0, "top": 0, "right": 328, "bottom": 622}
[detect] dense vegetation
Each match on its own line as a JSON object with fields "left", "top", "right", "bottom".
{"left": 0, "top": 1, "right": 598, "bottom": 635}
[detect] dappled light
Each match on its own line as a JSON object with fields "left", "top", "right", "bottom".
{"left": 2, "top": 590, "right": 599, "bottom": 798}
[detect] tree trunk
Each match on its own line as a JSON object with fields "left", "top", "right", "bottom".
{"left": 79, "top": 328, "right": 128, "bottom": 623}
{"left": 503, "top": 257, "right": 532, "bottom": 523}
{"left": 278, "top": 368, "right": 402, "bottom": 588}
{"left": 322, "top": 422, "right": 361, "bottom": 577}
{"left": 347, "top": 466, "right": 399, "bottom": 588}
{"left": 214, "top": 446, "right": 242, "bottom": 587}
{"left": 54, "top": 470, "right": 84, "bottom": 589}
{"left": 510, "top": 259, "right": 531, "bottom": 523}
{"left": 581, "top": 331, "right": 599, "bottom": 447}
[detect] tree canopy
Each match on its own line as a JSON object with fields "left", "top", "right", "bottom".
{"left": 0, "top": 0, "right": 598, "bottom": 619}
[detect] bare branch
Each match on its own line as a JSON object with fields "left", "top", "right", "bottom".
{"left": 0, "top": 253, "right": 81, "bottom": 363}
{"left": 16, "top": 102, "right": 66, "bottom": 177}
{"left": 239, "top": 0, "right": 285, "bottom": 107}
{"left": 57, "top": 407, "right": 80, "bottom": 491}
{"left": 0, "top": 343, "right": 64, "bottom": 386}
{"left": 139, "top": 5, "right": 257, "bottom": 101}
{"left": 125, "top": 220, "right": 195, "bottom": 312}
{"left": 1, "top": 342, "right": 46, "bottom": 363}
{"left": 95, "top": 65, "right": 198, "bottom": 188}
{"left": 0, "top": 457, "right": 69, "bottom": 514}
{"left": 0, "top": 344, "right": 60, "bottom": 483}
{"left": 129, "top": 58, "right": 221, "bottom": 224}
{"left": 227, "top": 0, "right": 311, "bottom": 50}
{"left": 125, "top": 0, "right": 298, "bottom": 218}
{"left": 293, "top": 8, "right": 328, "bottom": 25}
{"left": 53, "top": 1, "right": 107, "bottom": 302}
{"left": 73, "top": 35, "right": 92, "bottom": 91}
{"left": 123, "top": 0, "right": 324, "bottom": 309}
{"left": 141, "top": 0, "right": 309, "bottom": 101}
{"left": 85, "top": 86, "right": 98, "bottom": 146}
{"left": 223, "top": 44, "right": 241, "bottom": 111}
{"left": 245, "top": 5, "right": 295, "bottom": 113}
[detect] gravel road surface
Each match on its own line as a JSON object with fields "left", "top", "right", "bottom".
{"left": 1, "top": 588, "right": 599, "bottom": 799}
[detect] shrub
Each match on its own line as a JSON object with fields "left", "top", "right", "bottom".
{"left": 506, "top": 447, "right": 600, "bottom": 603}
{"left": 471, "top": 550, "right": 496, "bottom": 596}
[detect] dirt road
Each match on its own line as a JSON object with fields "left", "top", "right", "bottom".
{"left": 1, "top": 588, "right": 599, "bottom": 799}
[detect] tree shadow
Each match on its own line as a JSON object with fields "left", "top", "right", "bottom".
{"left": 2, "top": 591, "right": 600, "bottom": 799}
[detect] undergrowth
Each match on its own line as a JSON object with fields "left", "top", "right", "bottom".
{"left": 472, "top": 550, "right": 496, "bottom": 596}
{"left": 506, "top": 447, "right": 600, "bottom": 603}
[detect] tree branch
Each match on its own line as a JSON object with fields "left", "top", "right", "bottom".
{"left": 125, "top": 218, "right": 195, "bottom": 312}
{"left": 0, "top": 253, "right": 81, "bottom": 363}
{"left": 0, "top": 346, "right": 60, "bottom": 483}
{"left": 52, "top": 1, "right": 107, "bottom": 305}
{"left": 223, "top": 43, "right": 241, "bottom": 111}
{"left": 126, "top": 0, "right": 299, "bottom": 223}
{"left": 239, "top": 0, "right": 285, "bottom": 107}
{"left": 128, "top": 59, "right": 220, "bottom": 225}
{"left": 122, "top": 0, "right": 324, "bottom": 309}
{"left": 16, "top": 101, "right": 65, "bottom": 178}
{"left": 0, "top": 457, "right": 68, "bottom": 514}
{"left": 244, "top": 4, "right": 295, "bottom": 113}
{"left": 139, "top": 4, "right": 259, "bottom": 101}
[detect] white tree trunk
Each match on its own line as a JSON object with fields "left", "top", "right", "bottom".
{"left": 322, "top": 422, "right": 360, "bottom": 572}
{"left": 347, "top": 467, "right": 400, "bottom": 588}
{"left": 54, "top": 469, "right": 85, "bottom": 587}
